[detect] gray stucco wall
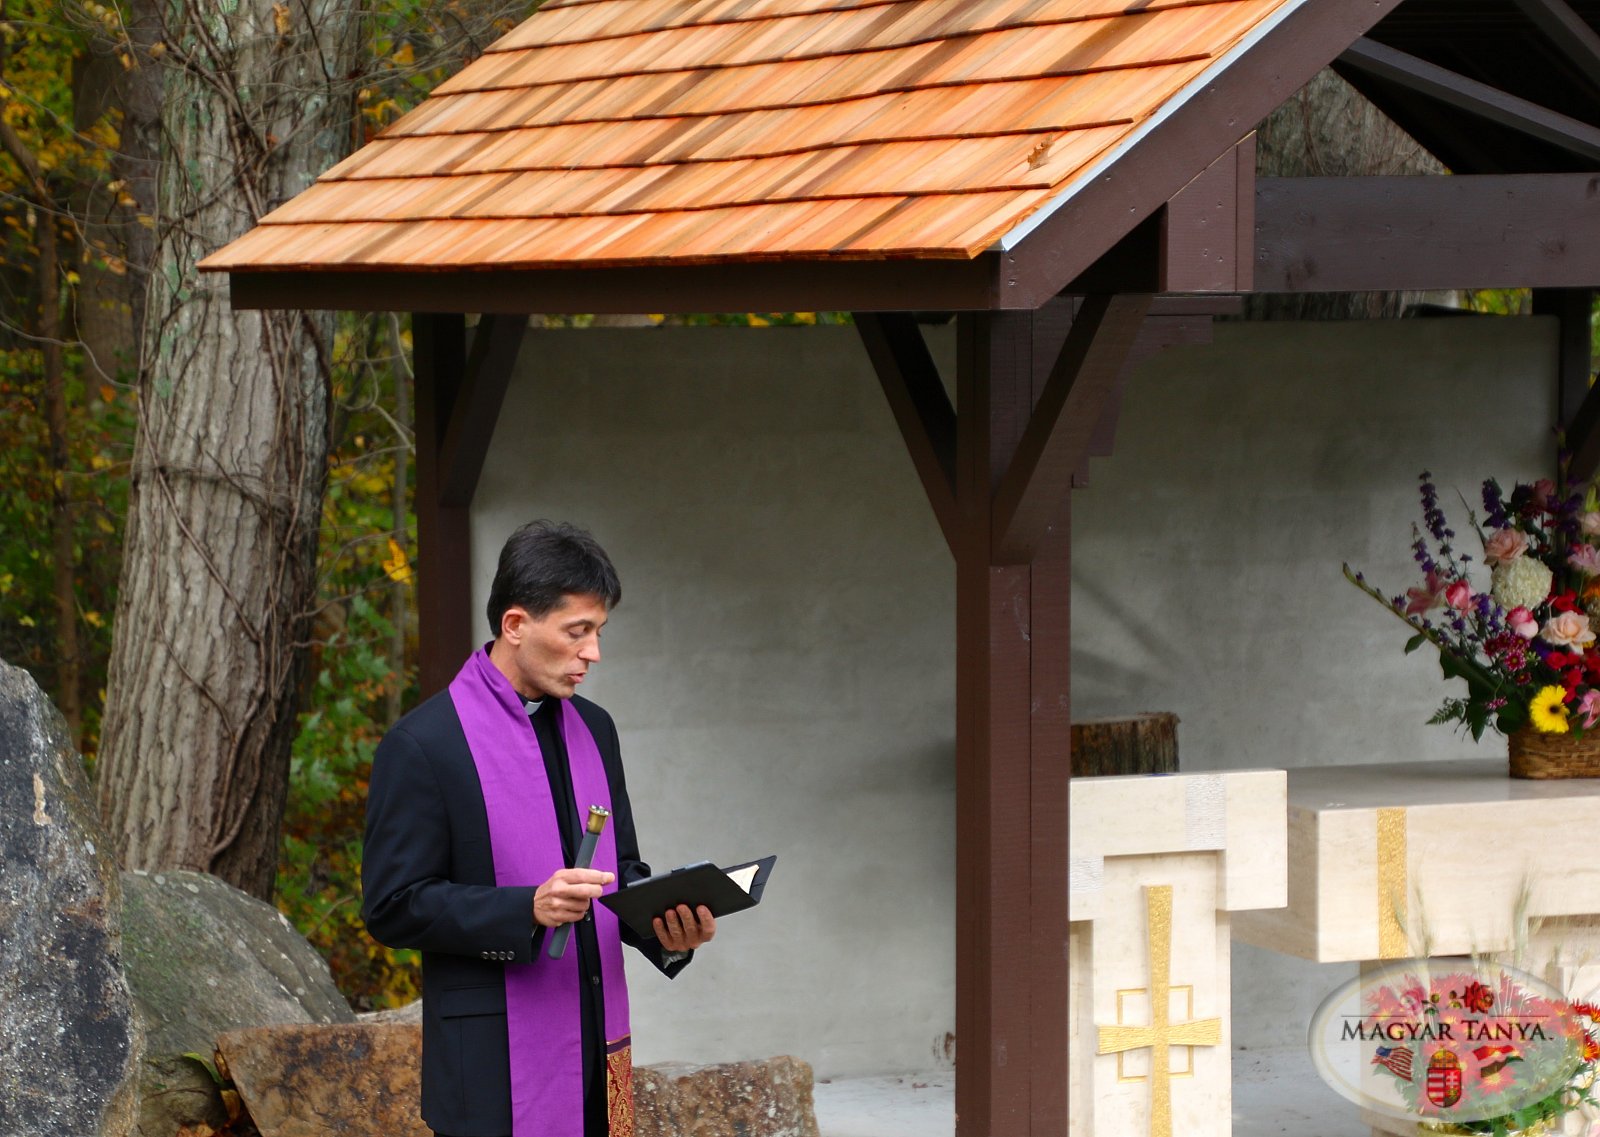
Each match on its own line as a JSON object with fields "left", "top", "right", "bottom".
{"left": 471, "top": 315, "right": 1556, "bottom": 1074}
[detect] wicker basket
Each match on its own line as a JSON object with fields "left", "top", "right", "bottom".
{"left": 1508, "top": 726, "right": 1600, "bottom": 778}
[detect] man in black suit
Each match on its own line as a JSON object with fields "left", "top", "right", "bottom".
{"left": 362, "top": 521, "right": 715, "bottom": 1137}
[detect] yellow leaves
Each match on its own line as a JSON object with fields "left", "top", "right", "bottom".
{"left": 97, "top": 386, "right": 116, "bottom": 405}
{"left": 0, "top": 572, "right": 12, "bottom": 595}
{"left": 391, "top": 42, "right": 414, "bottom": 67}
{"left": 90, "top": 449, "right": 115, "bottom": 467}
{"left": 381, "top": 538, "right": 412, "bottom": 585}
{"left": 17, "top": 614, "right": 35, "bottom": 627}
{"left": 273, "top": 3, "right": 292, "bottom": 36}
{"left": 83, "top": 610, "right": 104, "bottom": 628}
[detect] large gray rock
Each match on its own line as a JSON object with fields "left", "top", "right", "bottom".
{"left": 0, "top": 659, "right": 141, "bottom": 1137}
{"left": 121, "top": 869, "right": 355, "bottom": 1058}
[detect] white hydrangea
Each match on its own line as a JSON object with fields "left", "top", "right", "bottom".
{"left": 1491, "top": 555, "right": 1554, "bottom": 612}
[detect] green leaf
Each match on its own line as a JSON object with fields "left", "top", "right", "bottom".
{"left": 181, "top": 1052, "right": 222, "bottom": 1085}
{"left": 1404, "top": 633, "right": 1426, "bottom": 654}
{"left": 1467, "top": 700, "right": 1489, "bottom": 742}
{"left": 1497, "top": 701, "right": 1529, "bottom": 735}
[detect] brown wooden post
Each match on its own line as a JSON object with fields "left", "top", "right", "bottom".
{"left": 953, "top": 309, "right": 1070, "bottom": 1137}
{"left": 412, "top": 312, "right": 473, "bottom": 698}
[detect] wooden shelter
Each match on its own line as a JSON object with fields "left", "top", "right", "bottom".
{"left": 203, "top": 1, "right": 1600, "bottom": 1133}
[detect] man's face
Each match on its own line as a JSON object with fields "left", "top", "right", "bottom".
{"left": 499, "top": 593, "right": 608, "bottom": 700}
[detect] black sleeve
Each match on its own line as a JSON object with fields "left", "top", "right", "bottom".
{"left": 361, "top": 724, "right": 540, "bottom": 963}
{"left": 599, "top": 711, "right": 692, "bottom": 979}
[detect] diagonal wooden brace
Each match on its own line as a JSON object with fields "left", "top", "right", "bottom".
{"left": 990, "top": 294, "right": 1154, "bottom": 564}
{"left": 855, "top": 312, "right": 961, "bottom": 556}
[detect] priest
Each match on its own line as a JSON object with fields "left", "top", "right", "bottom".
{"left": 363, "top": 520, "right": 715, "bottom": 1137}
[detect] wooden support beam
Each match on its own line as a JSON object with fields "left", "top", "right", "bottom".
{"left": 1536, "top": 289, "right": 1596, "bottom": 427}
{"left": 1511, "top": 0, "right": 1600, "bottom": 89}
{"left": 1538, "top": 289, "right": 1600, "bottom": 478}
{"left": 952, "top": 309, "right": 1069, "bottom": 1137}
{"left": 855, "top": 312, "right": 960, "bottom": 555}
{"left": 413, "top": 312, "right": 474, "bottom": 698}
{"left": 1255, "top": 174, "right": 1600, "bottom": 292}
{"left": 1337, "top": 37, "right": 1600, "bottom": 162}
{"left": 991, "top": 294, "right": 1154, "bottom": 564}
{"left": 438, "top": 314, "right": 526, "bottom": 507}
{"left": 1160, "top": 135, "right": 1256, "bottom": 293}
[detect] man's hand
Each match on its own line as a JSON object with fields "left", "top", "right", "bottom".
{"left": 653, "top": 904, "right": 715, "bottom": 952}
{"left": 534, "top": 868, "right": 614, "bottom": 928}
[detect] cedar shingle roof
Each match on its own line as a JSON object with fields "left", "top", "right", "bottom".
{"left": 201, "top": 0, "right": 1304, "bottom": 273}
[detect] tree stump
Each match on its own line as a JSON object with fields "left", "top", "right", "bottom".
{"left": 1070, "top": 713, "right": 1179, "bottom": 777}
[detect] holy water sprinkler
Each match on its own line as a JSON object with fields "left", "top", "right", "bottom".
{"left": 547, "top": 805, "right": 610, "bottom": 960}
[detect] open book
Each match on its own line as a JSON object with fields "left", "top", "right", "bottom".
{"left": 598, "top": 855, "right": 776, "bottom": 941}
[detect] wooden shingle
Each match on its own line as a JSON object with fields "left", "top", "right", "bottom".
{"left": 202, "top": 0, "right": 1298, "bottom": 272}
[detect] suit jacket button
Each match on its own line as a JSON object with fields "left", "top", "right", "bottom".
{"left": 590, "top": 975, "right": 600, "bottom": 986}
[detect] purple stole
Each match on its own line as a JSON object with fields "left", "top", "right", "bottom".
{"left": 448, "top": 648, "right": 633, "bottom": 1137}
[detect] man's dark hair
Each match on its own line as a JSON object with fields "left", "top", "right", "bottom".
{"left": 486, "top": 521, "right": 621, "bottom": 635}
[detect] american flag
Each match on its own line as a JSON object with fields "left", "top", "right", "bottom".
{"left": 1373, "top": 1045, "right": 1414, "bottom": 1081}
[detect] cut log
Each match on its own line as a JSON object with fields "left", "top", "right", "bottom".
{"left": 1070, "top": 713, "right": 1179, "bottom": 777}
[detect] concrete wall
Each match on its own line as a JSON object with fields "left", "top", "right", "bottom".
{"left": 471, "top": 315, "right": 1556, "bottom": 1073}
{"left": 475, "top": 326, "right": 957, "bottom": 1075}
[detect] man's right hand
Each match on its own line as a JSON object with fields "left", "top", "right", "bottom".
{"left": 533, "top": 868, "right": 615, "bottom": 927}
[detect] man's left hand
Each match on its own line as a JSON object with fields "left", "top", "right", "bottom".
{"left": 654, "top": 904, "right": 715, "bottom": 952}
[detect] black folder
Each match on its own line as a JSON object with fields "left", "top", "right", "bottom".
{"left": 598, "top": 855, "right": 776, "bottom": 941}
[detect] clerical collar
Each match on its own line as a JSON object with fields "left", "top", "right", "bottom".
{"left": 521, "top": 697, "right": 543, "bottom": 716}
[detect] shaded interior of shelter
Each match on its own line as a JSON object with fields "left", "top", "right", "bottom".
{"left": 1339, "top": 0, "right": 1600, "bottom": 174}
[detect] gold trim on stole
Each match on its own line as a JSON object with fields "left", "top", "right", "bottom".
{"left": 606, "top": 1039, "right": 634, "bottom": 1137}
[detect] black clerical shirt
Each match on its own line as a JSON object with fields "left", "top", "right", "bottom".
{"left": 525, "top": 697, "right": 610, "bottom": 1137}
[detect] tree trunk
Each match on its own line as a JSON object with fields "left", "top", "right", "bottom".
{"left": 1070, "top": 713, "right": 1179, "bottom": 777}
{"left": 1247, "top": 69, "right": 1446, "bottom": 321}
{"left": 97, "top": 0, "right": 360, "bottom": 900}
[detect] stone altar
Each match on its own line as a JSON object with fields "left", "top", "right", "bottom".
{"left": 1069, "top": 769, "right": 1288, "bottom": 1137}
{"left": 1232, "top": 759, "right": 1600, "bottom": 1137}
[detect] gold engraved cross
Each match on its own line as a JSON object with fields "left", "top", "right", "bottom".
{"left": 1096, "top": 884, "right": 1222, "bottom": 1137}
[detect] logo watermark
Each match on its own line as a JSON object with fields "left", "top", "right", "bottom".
{"left": 1308, "top": 959, "right": 1588, "bottom": 1126}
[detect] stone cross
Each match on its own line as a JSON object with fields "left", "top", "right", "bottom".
{"left": 1069, "top": 771, "right": 1287, "bottom": 1137}
{"left": 1096, "top": 884, "right": 1223, "bottom": 1137}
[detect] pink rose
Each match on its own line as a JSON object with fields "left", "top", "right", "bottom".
{"left": 1444, "top": 580, "right": 1473, "bottom": 611}
{"left": 1577, "top": 690, "right": 1600, "bottom": 729}
{"left": 1541, "top": 610, "right": 1597, "bottom": 649}
{"left": 1531, "top": 478, "right": 1557, "bottom": 511}
{"left": 1507, "top": 606, "right": 1539, "bottom": 639}
{"left": 1571, "top": 545, "right": 1600, "bottom": 576}
{"left": 1483, "top": 527, "right": 1530, "bottom": 566}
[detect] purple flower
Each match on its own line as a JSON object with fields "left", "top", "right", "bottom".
{"left": 1483, "top": 478, "right": 1509, "bottom": 529}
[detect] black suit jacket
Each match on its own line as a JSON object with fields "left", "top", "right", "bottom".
{"left": 362, "top": 688, "right": 685, "bottom": 1136}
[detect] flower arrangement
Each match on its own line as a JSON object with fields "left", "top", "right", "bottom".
{"left": 1345, "top": 471, "right": 1600, "bottom": 741}
{"left": 1361, "top": 969, "right": 1599, "bottom": 1137}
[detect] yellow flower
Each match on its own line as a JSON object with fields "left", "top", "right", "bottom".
{"left": 1530, "top": 685, "right": 1571, "bottom": 733}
